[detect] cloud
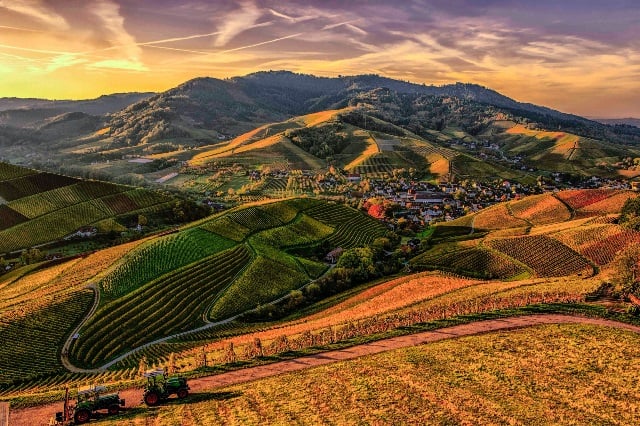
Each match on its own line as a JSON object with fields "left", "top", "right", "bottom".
{"left": 87, "top": 59, "right": 147, "bottom": 72}
{"left": 213, "top": 1, "right": 264, "bottom": 47}
{"left": 87, "top": 0, "right": 145, "bottom": 70}
{"left": 0, "top": 0, "right": 68, "bottom": 30}
{"left": 268, "top": 8, "right": 316, "bottom": 23}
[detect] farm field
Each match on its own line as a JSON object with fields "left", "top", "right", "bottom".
{"left": 0, "top": 162, "right": 172, "bottom": 254}
{"left": 88, "top": 323, "right": 640, "bottom": 426}
{"left": 0, "top": 189, "right": 637, "bottom": 408}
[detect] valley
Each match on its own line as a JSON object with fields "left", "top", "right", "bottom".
{"left": 2, "top": 72, "right": 640, "bottom": 425}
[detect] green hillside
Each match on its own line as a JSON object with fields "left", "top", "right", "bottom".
{"left": 67, "top": 198, "right": 387, "bottom": 368}
{"left": 0, "top": 162, "right": 174, "bottom": 255}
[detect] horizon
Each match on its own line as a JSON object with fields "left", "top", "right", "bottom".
{"left": 1, "top": 0, "right": 639, "bottom": 118}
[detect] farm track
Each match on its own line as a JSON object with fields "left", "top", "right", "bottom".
{"left": 12, "top": 313, "right": 640, "bottom": 425}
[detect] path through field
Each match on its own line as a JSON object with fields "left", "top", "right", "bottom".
{"left": 12, "top": 313, "right": 640, "bottom": 425}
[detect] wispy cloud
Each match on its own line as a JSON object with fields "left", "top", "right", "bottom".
{"left": 268, "top": 8, "right": 316, "bottom": 23}
{"left": 0, "top": 0, "right": 68, "bottom": 30}
{"left": 213, "top": 1, "right": 264, "bottom": 47}
{"left": 87, "top": 0, "right": 146, "bottom": 71}
{"left": 0, "top": 24, "right": 42, "bottom": 32}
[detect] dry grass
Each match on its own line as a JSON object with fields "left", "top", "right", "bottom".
{"left": 298, "top": 109, "right": 347, "bottom": 127}
{"left": 96, "top": 324, "right": 640, "bottom": 425}
{"left": 344, "top": 131, "right": 379, "bottom": 171}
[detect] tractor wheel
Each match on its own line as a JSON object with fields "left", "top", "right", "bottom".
{"left": 108, "top": 404, "right": 119, "bottom": 415}
{"left": 144, "top": 391, "right": 160, "bottom": 406}
{"left": 74, "top": 408, "right": 91, "bottom": 424}
{"left": 177, "top": 388, "right": 189, "bottom": 399}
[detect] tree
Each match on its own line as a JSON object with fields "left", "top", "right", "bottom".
{"left": 614, "top": 243, "right": 640, "bottom": 296}
{"left": 620, "top": 197, "right": 640, "bottom": 231}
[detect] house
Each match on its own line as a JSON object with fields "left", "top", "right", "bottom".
{"left": 413, "top": 191, "right": 444, "bottom": 204}
{"left": 325, "top": 247, "right": 344, "bottom": 264}
{"left": 347, "top": 173, "right": 361, "bottom": 183}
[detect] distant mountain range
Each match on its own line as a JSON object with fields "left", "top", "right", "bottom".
{"left": 1, "top": 70, "right": 639, "bottom": 183}
{"left": 593, "top": 118, "right": 640, "bottom": 128}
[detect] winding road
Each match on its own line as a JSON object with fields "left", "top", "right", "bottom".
{"left": 12, "top": 313, "right": 640, "bottom": 425}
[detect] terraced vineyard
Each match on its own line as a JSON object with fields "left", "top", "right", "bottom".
{"left": 209, "top": 255, "right": 308, "bottom": 321}
{"left": 351, "top": 153, "right": 395, "bottom": 177}
{"left": 0, "top": 289, "right": 94, "bottom": 384}
{"left": 411, "top": 246, "right": 527, "bottom": 279}
{"left": 99, "top": 228, "right": 236, "bottom": 300}
{"left": 70, "top": 245, "right": 252, "bottom": 368}
{"left": 555, "top": 189, "right": 617, "bottom": 210}
{"left": 327, "top": 215, "right": 388, "bottom": 249}
{"left": 509, "top": 194, "right": 571, "bottom": 225}
{"left": 552, "top": 224, "right": 640, "bottom": 266}
{"left": 226, "top": 206, "right": 284, "bottom": 231}
{"left": 473, "top": 203, "right": 529, "bottom": 230}
{"left": 0, "top": 163, "right": 172, "bottom": 254}
{"left": 487, "top": 235, "right": 593, "bottom": 277}
{"left": 255, "top": 214, "right": 334, "bottom": 248}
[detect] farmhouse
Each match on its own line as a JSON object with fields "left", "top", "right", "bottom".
{"left": 325, "top": 247, "right": 344, "bottom": 264}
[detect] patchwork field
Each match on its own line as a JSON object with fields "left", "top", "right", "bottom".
{"left": 0, "top": 163, "right": 172, "bottom": 254}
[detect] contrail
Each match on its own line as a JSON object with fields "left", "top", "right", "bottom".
{"left": 219, "top": 33, "right": 302, "bottom": 54}
{"left": 0, "top": 43, "right": 72, "bottom": 55}
{"left": 144, "top": 45, "right": 212, "bottom": 55}
{"left": 0, "top": 25, "right": 42, "bottom": 32}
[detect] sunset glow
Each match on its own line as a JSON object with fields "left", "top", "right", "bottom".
{"left": 1, "top": 0, "right": 638, "bottom": 117}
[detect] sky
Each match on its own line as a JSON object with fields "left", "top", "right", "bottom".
{"left": 0, "top": 0, "right": 638, "bottom": 118}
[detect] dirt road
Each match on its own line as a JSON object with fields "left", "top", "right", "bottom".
{"left": 11, "top": 314, "right": 640, "bottom": 425}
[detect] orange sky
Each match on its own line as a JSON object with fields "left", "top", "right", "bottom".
{"left": 1, "top": 0, "right": 639, "bottom": 118}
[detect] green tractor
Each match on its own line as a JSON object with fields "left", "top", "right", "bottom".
{"left": 142, "top": 368, "right": 190, "bottom": 406}
{"left": 55, "top": 385, "right": 125, "bottom": 424}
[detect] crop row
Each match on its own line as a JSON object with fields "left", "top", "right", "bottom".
{"left": 579, "top": 191, "right": 638, "bottom": 214}
{"left": 0, "top": 162, "right": 36, "bottom": 181}
{"left": 71, "top": 245, "right": 251, "bottom": 367}
{"left": 258, "top": 201, "right": 299, "bottom": 223}
{"left": 0, "top": 202, "right": 107, "bottom": 253}
{"left": 99, "top": 228, "right": 236, "bottom": 299}
{"left": 327, "top": 215, "right": 387, "bottom": 249}
{"left": 509, "top": 194, "right": 571, "bottom": 225}
{"left": 408, "top": 144, "right": 458, "bottom": 160}
{"left": 473, "top": 203, "right": 528, "bottom": 230}
{"left": 0, "top": 289, "right": 94, "bottom": 385}
{"left": 260, "top": 177, "right": 287, "bottom": 193}
{"left": 412, "top": 247, "right": 526, "bottom": 279}
{"left": 0, "top": 172, "right": 78, "bottom": 201}
{"left": 200, "top": 216, "right": 251, "bottom": 241}
{"left": 486, "top": 235, "right": 592, "bottom": 277}
{"left": 304, "top": 202, "right": 361, "bottom": 225}
{"left": 209, "top": 254, "right": 308, "bottom": 321}
{"left": 285, "top": 175, "right": 321, "bottom": 193}
{"left": 553, "top": 225, "right": 640, "bottom": 266}
{"left": 0, "top": 205, "right": 28, "bottom": 231}
{"left": 555, "top": 189, "right": 616, "bottom": 210}
{"left": 254, "top": 214, "right": 334, "bottom": 248}
{"left": 226, "top": 206, "right": 284, "bottom": 231}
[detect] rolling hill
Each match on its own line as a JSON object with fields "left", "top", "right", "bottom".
{"left": 1, "top": 71, "right": 639, "bottom": 187}
{"left": 0, "top": 162, "right": 174, "bottom": 255}
{"left": 0, "top": 189, "right": 635, "bottom": 397}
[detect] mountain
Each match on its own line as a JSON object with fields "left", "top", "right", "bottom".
{"left": 593, "top": 118, "right": 640, "bottom": 128}
{"left": 2, "top": 70, "right": 640, "bottom": 184}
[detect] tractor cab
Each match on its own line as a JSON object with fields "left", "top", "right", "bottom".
{"left": 142, "top": 368, "right": 190, "bottom": 406}
{"left": 55, "top": 385, "right": 125, "bottom": 424}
